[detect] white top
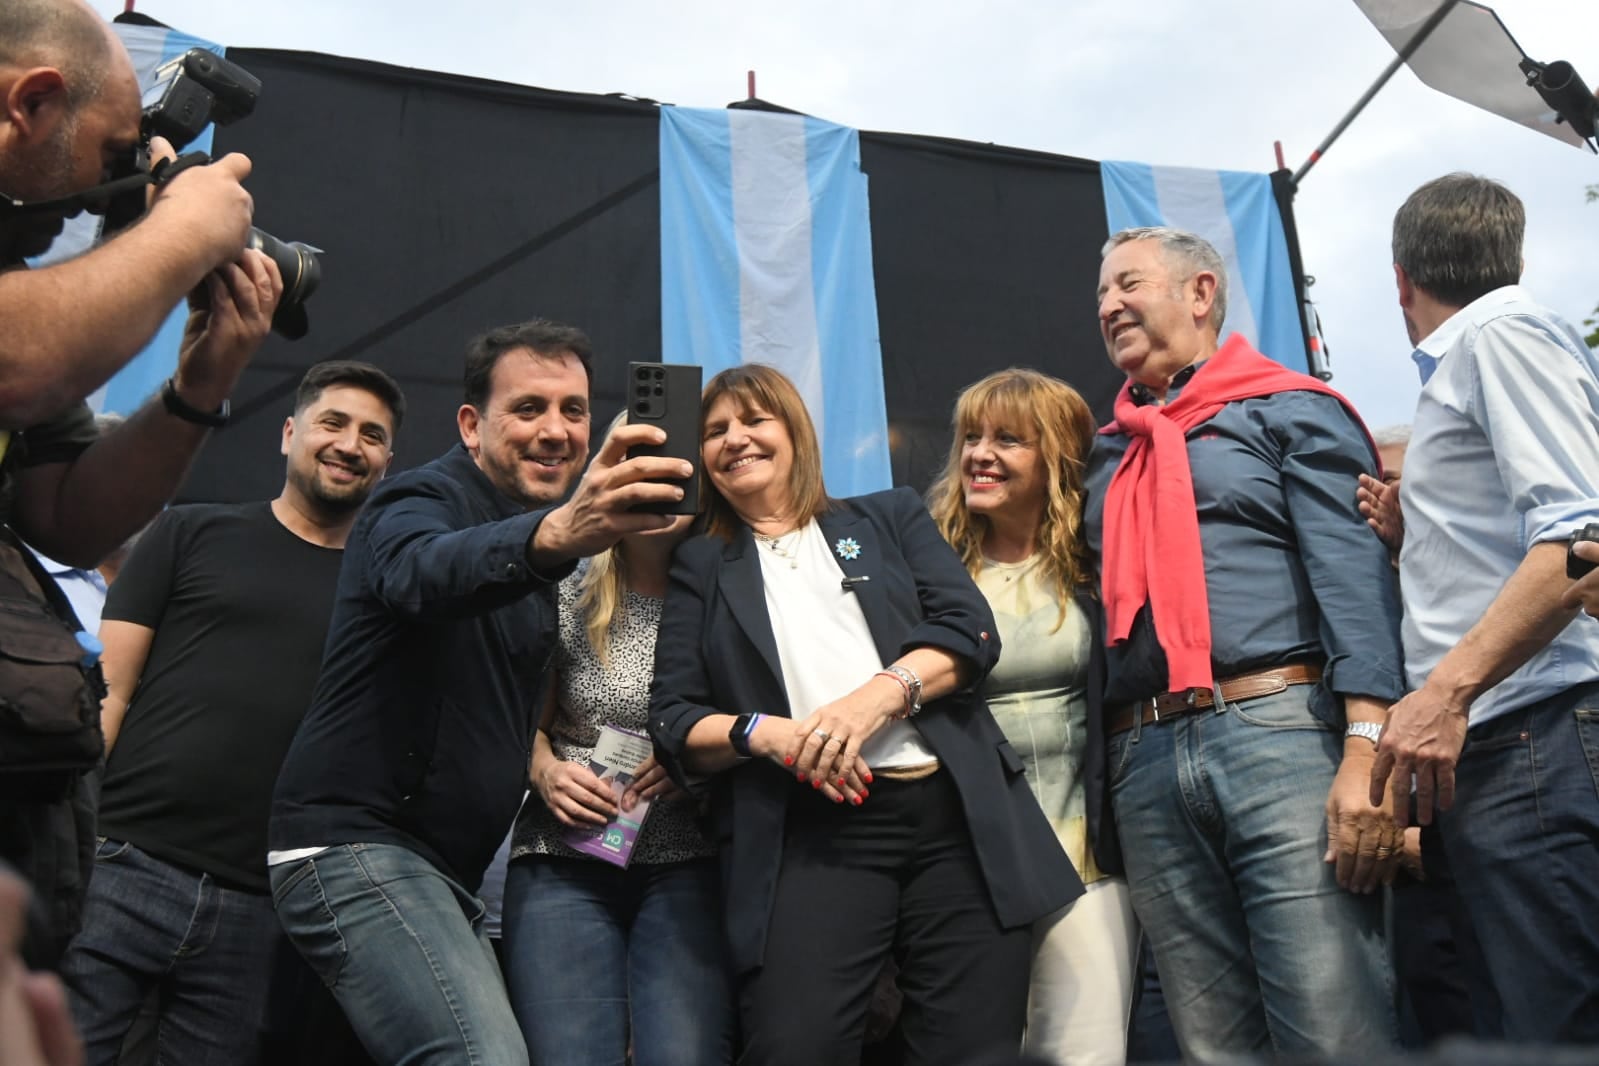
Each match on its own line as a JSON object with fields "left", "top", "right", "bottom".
{"left": 1400, "top": 285, "right": 1599, "bottom": 726}
{"left": 756, "top": 520, "right": 935, "bottom": 770}
{"left": 512, "top": 569, "right": 714, "bottom": 863}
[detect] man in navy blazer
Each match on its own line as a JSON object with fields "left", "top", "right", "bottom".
{"left": 269, "top": 320, "right": 691, "bottom": 1066}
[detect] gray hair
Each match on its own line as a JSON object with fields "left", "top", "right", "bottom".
{"left": 1392, "top": 173, "right": 1522, "bottom": 309}
{"left": 1101, "top": 226, "right": 1229, "bottom": 334}
{"left": 1371, "top": 424, "right": 1411, "bottom": 448}
{"left": 0, "top": 0, "right": 111, "bottom": 108}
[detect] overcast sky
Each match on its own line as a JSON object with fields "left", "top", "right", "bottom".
{"left": 95, "top": 0, "right": 1599, "bottom": 430}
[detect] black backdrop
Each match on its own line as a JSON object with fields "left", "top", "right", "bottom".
{"left": 181, "top": 47, "right": 1125, "bottom": 503}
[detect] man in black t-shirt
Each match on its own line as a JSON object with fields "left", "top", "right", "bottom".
{"left": 58, "top": 362, "right": 405, "bottom": 1066}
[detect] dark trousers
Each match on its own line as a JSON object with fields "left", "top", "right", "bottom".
{"left": 1437, "top": 683, "right": 1599, "bottom": 1044}
{"left": 738, "top": 772, "right": 1031, "bottom": 1066}
{"left": 1390, "top": 822, "right": 1501, "bottom": 1046}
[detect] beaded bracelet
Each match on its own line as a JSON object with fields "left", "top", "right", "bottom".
{"left": 874, "top": 664, "right": 923, "bottom": 719}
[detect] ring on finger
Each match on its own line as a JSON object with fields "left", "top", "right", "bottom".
{"left": 824, "top": 735, "right": 845, "bottom": 747}
{"left": 812, "top": 729, "right": 831, "bottom": 741}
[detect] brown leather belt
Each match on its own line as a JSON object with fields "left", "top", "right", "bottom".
{"left": 1107, "top": 663, "right": 1323, "bottom": 737}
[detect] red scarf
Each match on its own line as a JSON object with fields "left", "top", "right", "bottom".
{"left": 1098, "top": 334, "right": 1373, "bottom": 691}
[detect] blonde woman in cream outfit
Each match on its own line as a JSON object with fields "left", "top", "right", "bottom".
{"left": 930, "top": 368, "right": 1139, "bottom": 1065}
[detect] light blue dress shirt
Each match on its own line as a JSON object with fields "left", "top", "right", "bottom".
{"left": 27, "top": 547, "right": 109, "bottom": 638}
{"left": 1399, "top": 285, "right": 1599, "bottom": 727}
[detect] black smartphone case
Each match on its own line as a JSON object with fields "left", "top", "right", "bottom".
{"left": 626, "top": 362, "right": 702, "bottom": 515}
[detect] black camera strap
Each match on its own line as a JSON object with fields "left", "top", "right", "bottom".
{"left": 0, "top": 151, "right": 212, "bottom": 221}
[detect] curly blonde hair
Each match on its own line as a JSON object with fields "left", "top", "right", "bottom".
{"left": 928, "top": 368, "right": 1097, "bottom": 630}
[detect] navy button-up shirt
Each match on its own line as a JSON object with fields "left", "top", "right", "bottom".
{"left": 1084, "top": 364, "right": 1405, "bottom": 724}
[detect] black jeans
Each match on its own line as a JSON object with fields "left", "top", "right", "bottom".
{"left": 738, "top": 771, "right": 1030, "bottom": 1066}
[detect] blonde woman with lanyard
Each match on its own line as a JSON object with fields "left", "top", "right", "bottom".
{"left": 649, "top": 364, "right": 1079, "bottom": 1065}
{"left": 502, "top": 418, "right": 734, "bottom": 1066}
{"left": 929, "top": 368, "right": 1138, "bottom": 1065}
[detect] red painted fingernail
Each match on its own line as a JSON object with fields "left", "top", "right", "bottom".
{"left": 837, "top": 777, "right": 846, "bottom": 787}
{"left": 833, "top": 793, "right": 843, "bottom": 803}
{"left": 859, "top": 789, "right": 869, "bottom": 800}
{"left": 864, "top": 772, "right": 874, "bottom": 784}
{"left": 812, "top": 780, "right": 822, "bottom": 790}
{"left": 796, "top": 771, "right": 806, "bottom": 782}
{"left": 852, "top": 796, "right": 863, "bottom": 806}
{"left": 784, "top": 756, "right": 793, "bottom": 766}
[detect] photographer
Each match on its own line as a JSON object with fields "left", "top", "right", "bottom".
{"left": 0, "top": 0, "right": 280, "bottom": 967}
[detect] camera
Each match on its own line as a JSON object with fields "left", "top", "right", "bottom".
{"left": 105, "top": 50, "right": 320, "bottom": 340}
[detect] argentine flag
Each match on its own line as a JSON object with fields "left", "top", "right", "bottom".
{"left": 1100, "top": 161, "right": 1306, "bottom": 373}
{"left": 659, "top": 107, "right": 892, "bottom": 498}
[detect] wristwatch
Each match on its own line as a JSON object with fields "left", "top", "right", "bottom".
{"left": 729, "top": 713, "right": 759, "bottom": 758}
{"left": 1345, "top": 721, "right": 1384, "bottom": 747}
{"left": 161, "top": 376, "right": 230, "bottom": 428}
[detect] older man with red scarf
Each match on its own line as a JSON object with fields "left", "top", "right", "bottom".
{"left": 1083, "top": 227, "right": 1404, "bottom": 1063}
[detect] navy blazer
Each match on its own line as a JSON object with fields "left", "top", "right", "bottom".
{"left": 271, "top": 444, "right": 570, "bottom": 892}
{"left": 1072, "top": 589, "right": 1122, "bottom": 877}
{"left": 649, "top": 487, "right": 1084, "bottom": 976}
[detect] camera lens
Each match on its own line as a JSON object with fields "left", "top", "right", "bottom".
{"left": 635, "top": 402, "right": 650, "bottom": 414}
{"left": 247, "top": 227, "right": 321, "bottom": 340}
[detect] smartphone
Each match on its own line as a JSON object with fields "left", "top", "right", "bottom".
{"left": 625, "top": 362, "right": 702, "bottom": 515}
{"left": 1568, "top": 523, "right": 1599, "bottom": 580}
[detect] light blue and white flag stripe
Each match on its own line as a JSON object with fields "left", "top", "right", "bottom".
{"left": 92, "top": 24, "right": 225, "bottom": 416}
{"left": 1100, "top": 161, "right": 1306, "bottom": 373}
{"left": 660, "top": 107, "right": 891, "bottom": 497}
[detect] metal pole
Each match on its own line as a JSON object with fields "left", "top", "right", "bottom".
{"left": 1291, "top": 0, "right": 1460, "bottom": 186}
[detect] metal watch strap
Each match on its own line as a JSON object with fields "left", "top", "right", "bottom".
{"left": 1345, "top": 721, "right": 1383, "bottom": 747}
{"left": 161, "top": 377, "right": 230, "bottom": 428}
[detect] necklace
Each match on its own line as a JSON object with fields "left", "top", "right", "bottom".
{"left": 984, "top": 554, "right": 1038, "bottom": 583}
{"left": 753, "top": 528, "right": 800, "bottom": 569}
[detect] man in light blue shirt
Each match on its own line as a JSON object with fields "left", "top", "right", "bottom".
{"left": 1368, "top": 173, "right": 1599, "bottom": 1043}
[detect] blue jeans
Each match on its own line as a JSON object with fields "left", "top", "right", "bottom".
{"left": 1106, "top": 687, "right": 1395, "bottom": 1062}
{"left": 270, "top": 843, "right": 527, "bottom": 1066}
{"left": 59, "top": 838, "right": 279, "bottom": 1066}
{"left": 501, "top": 856, "right": 734, "bottom": 1066}
{"left": 1436, "top": 682, "right": 1599, "bottom": 1043}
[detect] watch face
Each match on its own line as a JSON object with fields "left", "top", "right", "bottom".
{"left": 729, "top": 714, "right": 752, "bottom": 756}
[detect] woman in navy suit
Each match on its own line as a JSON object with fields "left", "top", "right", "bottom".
{"left": 649, "top": 365, "right": 1081, "bottom": 1065}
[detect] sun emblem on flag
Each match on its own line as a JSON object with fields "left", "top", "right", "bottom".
{"left": 834, "top": 537, "right": 862, "bottom": 561}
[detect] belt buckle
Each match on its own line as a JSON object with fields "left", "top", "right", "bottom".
{"left": 1150, "top": 698, "right": 1160, "bottom": 724}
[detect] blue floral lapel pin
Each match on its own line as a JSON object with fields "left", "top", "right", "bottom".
{"left": 834, "top": 537, "right": 862, "bottom": 561}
